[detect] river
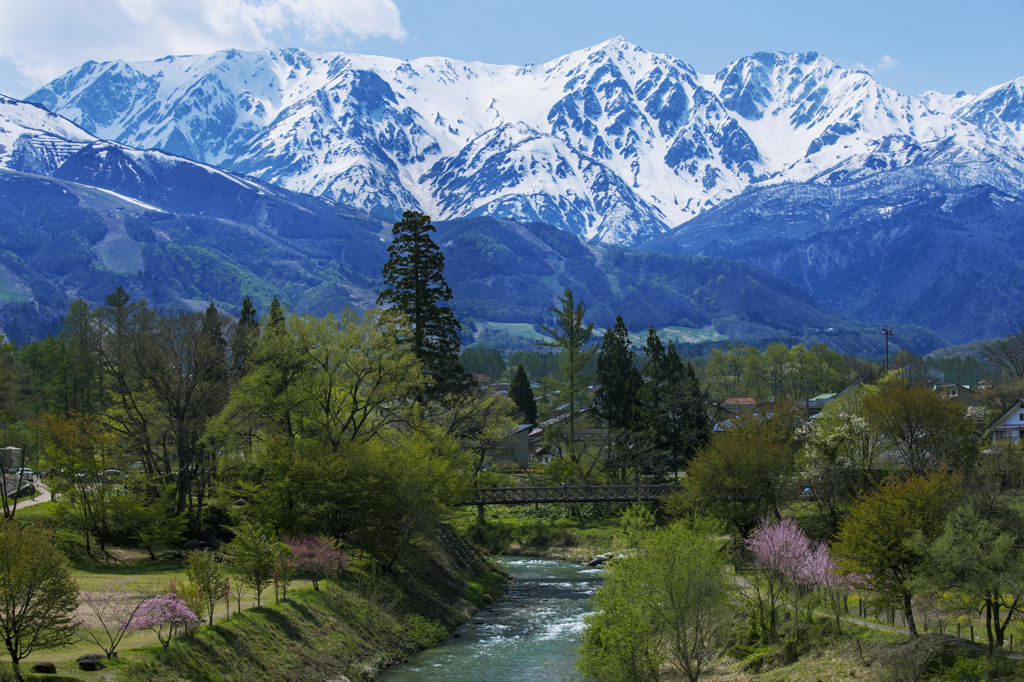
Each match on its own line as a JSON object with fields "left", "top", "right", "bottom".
{"left": 376, "top": 557, "right": 603, "bottom": 682}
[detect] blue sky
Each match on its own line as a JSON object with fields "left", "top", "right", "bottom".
{"left": 1, "top": 0, "right": 1022, "bottom": 98}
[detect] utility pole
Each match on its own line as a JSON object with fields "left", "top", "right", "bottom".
{"left": 882, "top": 328, "right": 893, "bottom": 374}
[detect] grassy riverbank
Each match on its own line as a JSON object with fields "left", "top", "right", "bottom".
{"left": 1, "top": 524, "right": 505, "bottom": 682}
{"left": 705, "top": 621, "right": 1024, "bottom": 682}
{"left": 455, "top": 506, "right": 625, "bottom": 562}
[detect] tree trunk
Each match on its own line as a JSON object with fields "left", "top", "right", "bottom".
{"left": 986, "top": 597, "right": 994, "bottom": 654}
{"left": 9, "top": 656, "right": 22, "bottom": 682}
{"left": 903, "top": 592, "right": 918, "bottom": 637}
{"left": 994, "top": 592, "right": 1018, "bottom": 647}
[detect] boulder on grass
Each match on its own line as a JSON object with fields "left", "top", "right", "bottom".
{"left": 31, "top": 662, "right": 56, "bottom": 674}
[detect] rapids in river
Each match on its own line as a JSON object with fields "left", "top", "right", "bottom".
{"left": 376, "top": 557, "right": 603, "bottom": 682}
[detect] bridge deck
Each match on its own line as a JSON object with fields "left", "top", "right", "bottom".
{"left": 457, "top": 484, "right": 681, "bottom": 506}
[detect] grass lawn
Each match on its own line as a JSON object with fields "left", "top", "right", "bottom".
{"left": 9, "top": 500, "right": 51, "bottom": 522}
{"left": 0, "top": 506, "right": 320, "bottom": 670}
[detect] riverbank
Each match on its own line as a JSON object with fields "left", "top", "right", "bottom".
{"left": 460, "top": 508, "right": 625, "bottom": 564}
{"left": 12, "top": 523, "right": 506, "bottom": 682}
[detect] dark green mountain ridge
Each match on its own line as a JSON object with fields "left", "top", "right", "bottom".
{"left": 0, "top": 156, "right": 942, "bottom": 356}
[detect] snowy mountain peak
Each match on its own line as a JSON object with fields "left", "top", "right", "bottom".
{"left": 0, "top": 95, "right": 96, "bottom": 175}
{"left": 21, "top": 39, "right": 1024, "bottom": 246}
{"left": 954, "top": 77, "right": 1024, "bottom": 147}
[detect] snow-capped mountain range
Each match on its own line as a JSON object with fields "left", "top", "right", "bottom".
{"left": 23, "top": 37, "right": 1024, "bottom": 246}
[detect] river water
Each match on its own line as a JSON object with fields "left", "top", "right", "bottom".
{"left": 376, "top": 557, "right": 603, "bottom": 682}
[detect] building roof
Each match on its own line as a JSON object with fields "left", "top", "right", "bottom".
{"left": 990, "top": 398, "right": 1024, "bottom": 430}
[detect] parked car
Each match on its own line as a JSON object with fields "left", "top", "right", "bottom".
{"left": 14, "top": 468, "right": 34, "bottom": 482}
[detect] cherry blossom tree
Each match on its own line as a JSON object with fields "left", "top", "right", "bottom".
{"left": 806, "top": 543, "right": 855, "bottom": 637}
{"left": 747, "top": 517, "right": 854, "bottom": 639}
{"left": 282, "top": 536, "right": 345, "bottom": 590}
{"left": 746, "top": 517, "right": 813, "bottom": 638}
{"left": 128, "top": 594, "right": 197, "bottom": 649}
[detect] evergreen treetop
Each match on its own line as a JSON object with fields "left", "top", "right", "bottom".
{"left": 509, "top": 364, "right": 538, "bottom": 425}
{"left": 377, "top": 211, "right": 465, "bottom": 399}
{"left": 594, "top": 316, "right": 641, "bottom": 431}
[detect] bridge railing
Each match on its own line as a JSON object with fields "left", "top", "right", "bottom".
{"left": 456, "top": 484, "right": 682, "bottom": 506}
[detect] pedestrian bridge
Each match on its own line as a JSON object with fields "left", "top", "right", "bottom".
{"left": 457, "top": 484, "right": 682, "bottom": 507}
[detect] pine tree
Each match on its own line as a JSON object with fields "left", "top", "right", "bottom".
{"left": 377, "top": 211, "right": 465, "bottom": 399}
{"left": 594, "top": 316, "right": 642, "bottom": 431}
{"left": 509, "top": 364, "right": 538, "bottom": 424}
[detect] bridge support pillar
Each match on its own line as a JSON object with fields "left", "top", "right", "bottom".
{"left": 477, "top": 503, "right": 485, "bottom": 524}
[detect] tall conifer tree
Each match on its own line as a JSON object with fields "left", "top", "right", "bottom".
{"left": 230, "top": 295, "right": 259, "bottom": 380}
{"left": 377, "top": 211, "right": 465, "bottom": 399}
{"left": 537, "top": 288, "right": 596, "bottom": 460}
{"left": 509, "top": 364, "right": 538, "bottom": 424}
{"left": 594, "top": 316, "right": 641, "bottom": 431}
{"left": 640, "top": 327, "right": 710, "bottom": 472}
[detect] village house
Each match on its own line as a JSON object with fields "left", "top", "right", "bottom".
{"left": 990, "top": 398, "right": 1024, "bottom": 443}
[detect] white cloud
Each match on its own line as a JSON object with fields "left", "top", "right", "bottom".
{"left": 847, "top": 54, "right": 905, "bottom": 75}
{"left": 876, "top": 54, "right": 900, "bottom": 72}
{"left": 848, "top": 55, "right": 901, "bottom": 76}
{"left": 0, "top": 0, "right": 406, "bottom": 87}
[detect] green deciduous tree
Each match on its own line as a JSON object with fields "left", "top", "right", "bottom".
{"left": 434, "top": 388, "right": 521, "bottom": 484}
{"left": 354, "top": 427, "right": 469, "bottom": 571}
{"left": 678, "top": 403, "right": 802, "bottom": 538}
{"left": 35, "top": 410, "right": 117, "bottom": 558}
{"left": 862, "top": 380, "right": 980, "bottom": 474}
{"left": 0, "top": 524, "right": 79, "bottom": 682}
{"left": 108, "top": 479, "right": 186, "bottom": 561}
{"left": 186, "top": 550, "right": 228, "bottom": 625}
{"left": 833, "top": 471, "right": 963, "bottom": 637}
{"left": 377, "top": 211, "right": 465, "bottom": 399}
{"left": 798, "top": 388, "right": 883, "bottom": 536}
{"left": 577, "top": 518, "right": 730, "bottom": 682}
{"left": 911, "top": 504, "right": 1024, "bottom": 653}
{"left": 218, "top": 309, "right": 425, "bottom": 451}
{"left": 228, "top": 520, "right": 279, "bottom": 608}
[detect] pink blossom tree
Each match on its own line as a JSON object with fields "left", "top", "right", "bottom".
{"left": 76, "top": 575, "right": 155, "bottom": 659}
{"left": 806, "top": 542, "right": 854, "bottom": 637}
{"left": 282, "top": 536, "right": 344, "bottom": 590}
{"left": 746, "top": 517, "right": 815, "bottom": 638}
{"left": 128, "top": 594, "right": 197, "bottom": 649}
{"left": 748, "top": 517, "right": 855, "bottom": 639}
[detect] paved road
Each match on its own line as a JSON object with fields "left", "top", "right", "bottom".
{"left": 7, "top": 482, "right": 51, "bottom": 509}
